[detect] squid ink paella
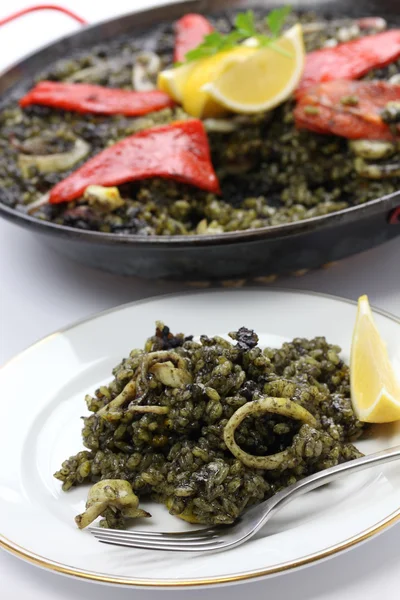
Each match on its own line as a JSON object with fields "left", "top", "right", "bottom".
{"left": 0, "top": 7, "right": 399, "bottom": 238}
{"left": 54, "top": 322, "right": 365, "bottom": 529}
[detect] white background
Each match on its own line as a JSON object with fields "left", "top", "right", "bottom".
{"left": 0, "top": 1, "right": 399, "bottom": 598}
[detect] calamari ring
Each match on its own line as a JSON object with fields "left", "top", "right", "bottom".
{"left": 97, "top": 350, "right": 186, "bottom": 420}
{"left": 97, "top": 378, "right": 137, "bottom": 419}
{"left": 223, "top": 397, "right": 317, "bottom": 470}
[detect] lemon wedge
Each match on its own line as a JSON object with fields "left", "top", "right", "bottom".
{"left": 204, "top": 24, "right": 305, "bottom": 114}
{"left": 350, "top": 295, "right": 400, "bottom": 423}
{"left": 157, "top": 62, "right": 197, "bottom": 103}
{"left": 181, "top": 46, "right": 257, "bottom": 118}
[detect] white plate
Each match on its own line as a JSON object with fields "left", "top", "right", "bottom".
{"left": 1, "top": 289, "right": 400, "bottom": 589}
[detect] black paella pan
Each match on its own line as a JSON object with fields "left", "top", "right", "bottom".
{"left": 0, "top": 0, "right": 399, "bottom": 280}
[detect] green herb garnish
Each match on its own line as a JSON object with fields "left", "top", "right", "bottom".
{"left": 179, "top": 6, "right": 293, "bottom": 65}
{"left": 266, "top": 5, "right": 292, "bottom": 37}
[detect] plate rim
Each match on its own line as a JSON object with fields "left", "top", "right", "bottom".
{"left": 1, "top": 288, "right": 400, "bottom": 588}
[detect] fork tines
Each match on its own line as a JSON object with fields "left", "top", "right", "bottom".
{"left": 89, "top": 526, "right": 225, "bottom": 552}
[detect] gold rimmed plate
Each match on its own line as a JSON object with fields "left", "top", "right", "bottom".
{"left": 1, "top": 289, "right": 400, "bottom": 588}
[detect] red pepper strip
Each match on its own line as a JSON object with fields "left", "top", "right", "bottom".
{"left": 174, "top": 13, "right": 214, "bottom": 63}
{"left": 19, "top": 81, "right": 174, "bottom": 116}
{"left": 48, "top": 119, "right": 220, "bottom": 204}
{"left": 294, "top": 80, "right": 400, "bottom": 140}
{"left": 297, "top": 29, "right": 400, "bottom": 96}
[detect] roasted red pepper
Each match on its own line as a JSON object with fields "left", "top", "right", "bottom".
{"left": 297, "top": 29, "right": 400, "bottom": 95}
{"left": 174, "top": 13, "right": 214, "bottom": 63}
{"left": 19, "top": 81, "right": 174, "bottom": 116}
{"left": 48, "top": 119, "right": 220, "bottom": 204}
{"left": 294, "top": 80, "right": 400, "bottom": 140}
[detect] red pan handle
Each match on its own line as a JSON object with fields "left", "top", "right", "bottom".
{"left": 0, "top": 5, "right": 87, "bottom": 27}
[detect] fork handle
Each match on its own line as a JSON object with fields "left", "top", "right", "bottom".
{"left": 253, "top": 443, "right": 400, "bottom": 533}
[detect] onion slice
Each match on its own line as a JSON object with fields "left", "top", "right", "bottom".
{"left": 132, "top": 51, "right": 161, "bottom": 91}
{"left": 18, "top": 137, "right": 90, "bottom": 178}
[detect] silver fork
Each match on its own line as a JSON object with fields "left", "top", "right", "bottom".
{"left": 90, "top": 444, "right": 400, "bottom": 552}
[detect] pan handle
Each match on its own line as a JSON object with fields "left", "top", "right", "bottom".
{"left": 0, "top": 5, "right": 87, "bottom": 28}
{"left": 388, "top": 206, "right": 400, "bottom": 225}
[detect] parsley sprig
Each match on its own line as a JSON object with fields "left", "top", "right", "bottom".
{"left": 179, "top": 6, "right": 292, "bottom": 65}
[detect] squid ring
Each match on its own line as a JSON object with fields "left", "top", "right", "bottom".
{"left": 223, "top": 397, "right": 317, "bottom": 470}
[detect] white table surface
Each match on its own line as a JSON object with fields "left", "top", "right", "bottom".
{"left": 1, "top": 2, "right": 400, "bottom": 598}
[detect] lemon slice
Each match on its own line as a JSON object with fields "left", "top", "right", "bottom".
{"left": 204, "top": 24, "right": 305, "bottom": 114}
{"left": 157, "top": 62, "right": 197, "bottom": 103}
{"left": 157, "top": 39, "right": 259, "bottom": 106}
{"left": 181, "top": 46, "right": 256, "bottom": 118}
{"left": 350, "top": 295, "right": 400, "bottom": 423}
